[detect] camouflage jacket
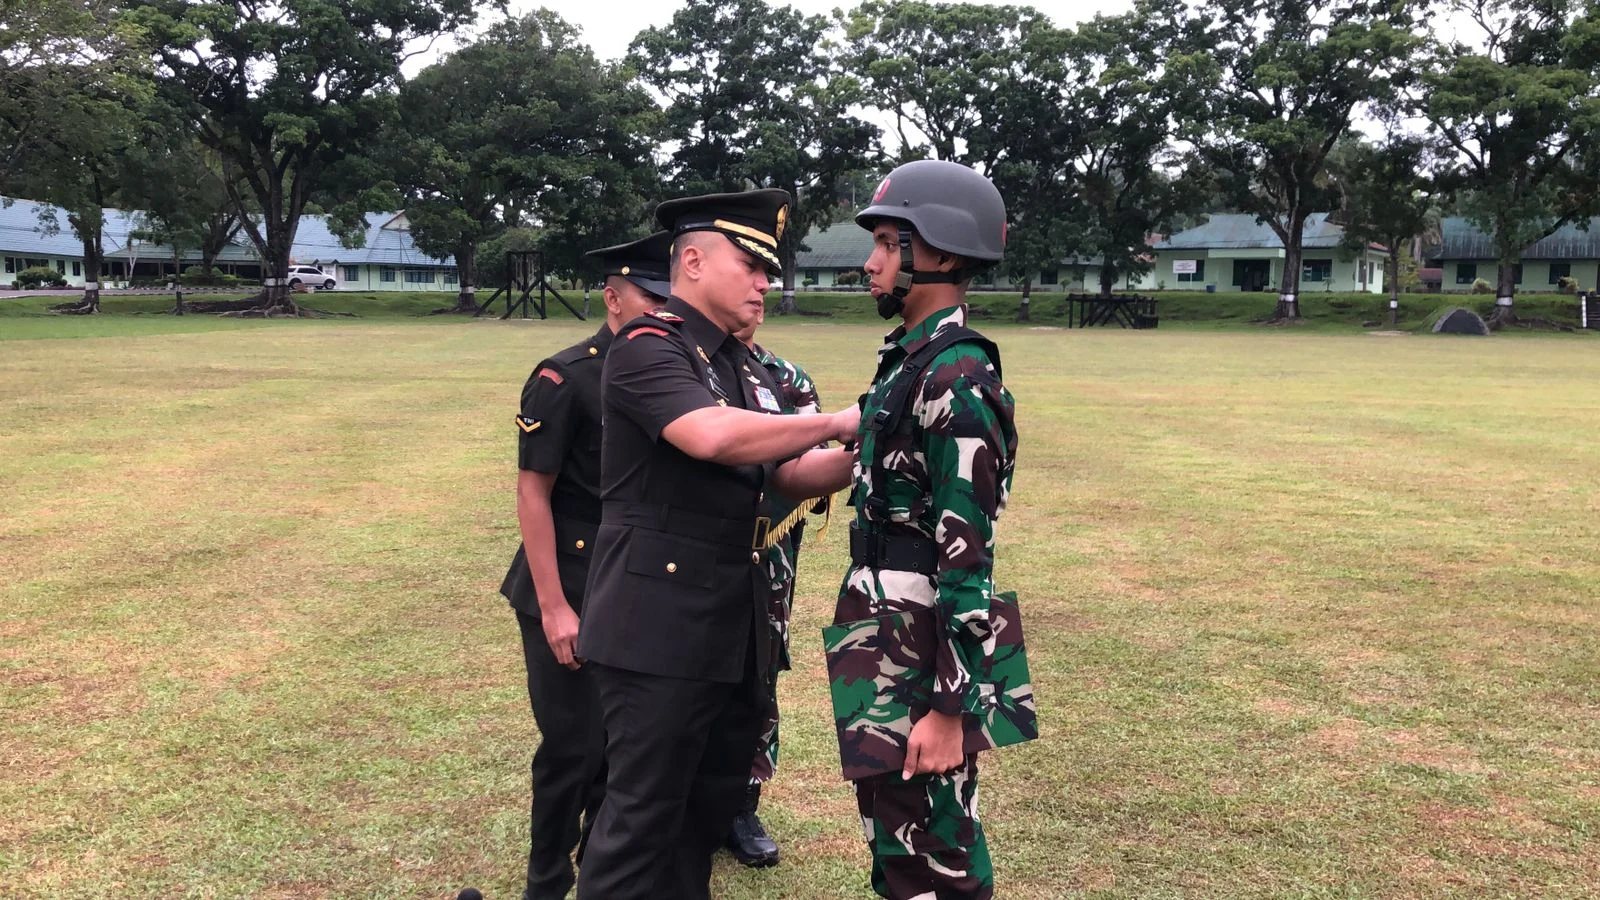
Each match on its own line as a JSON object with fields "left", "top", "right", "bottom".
{"left": 835, "top": 303, "right": 1018, "bottom": 717}
{"left": 752, "top": 343, "right": 822, "bottom": 669}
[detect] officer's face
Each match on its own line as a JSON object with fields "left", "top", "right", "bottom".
{"left": 732, "top": 302, "right": 765, "bottom": 345}
{"left": 700, "top": 236, "right": 771, "bottom": 332}
{"left": 605, "top": 277, "right": 664, "bottom": 325}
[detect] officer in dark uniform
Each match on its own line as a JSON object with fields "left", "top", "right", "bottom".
{"left": 498, "top": 231, "right": 671, "bottom": 900}
{"left": 574, "top": 189, "right": 857, "bottom": 900}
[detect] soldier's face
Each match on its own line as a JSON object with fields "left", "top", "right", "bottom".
{"left": 732, "top": 302, "right": 765, "bottom": 345}
{"left": 605, "top": 277, "right": 664, "bottom": 324}
{"left": 864, "top": 222, "right": 947, "bottom": 299}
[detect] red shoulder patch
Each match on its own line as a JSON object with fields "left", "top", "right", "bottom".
{"left": 646, "top": 310, "right": 684, "bottom": 323}
{"left": 537, "top": 367, "right": 564, "bottom": 384}
{"left": 628, "top": 327, "right": 671, "bottom": 340}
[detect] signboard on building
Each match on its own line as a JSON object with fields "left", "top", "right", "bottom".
{"left": 1173, "top": 260, "right": 1198, "bottom": 275}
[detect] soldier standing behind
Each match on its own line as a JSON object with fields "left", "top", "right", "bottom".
{"left": 575, "top": 189, "right": 858, "bottom": 900}
{"left": 497, "top": 232, "right": 670, "bottom": 900}
{"left": 832, "top": 160, "right": 1020, "bottom": 900}
{"left": 724, "top": 306, "right": 825, "bottom": 868}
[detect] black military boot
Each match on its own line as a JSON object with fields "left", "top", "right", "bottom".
{"left": 725, "top": 784, "right": 780, "bottom": 867}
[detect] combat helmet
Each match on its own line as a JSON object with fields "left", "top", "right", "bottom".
{"left": 855, "top": 159, "right": 1007, "bottom": 318}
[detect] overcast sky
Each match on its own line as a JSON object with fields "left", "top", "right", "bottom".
{"left": 409, "top": 0, "right": 1137, "bottom": 69}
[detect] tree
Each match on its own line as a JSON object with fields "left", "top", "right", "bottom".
{"left": 387, "top": 10, "right": 660, "bottom": 312}
{"left": 632, "top": 0, "right": 876, "bottom": 314}
{"left": 1064, "top": 4, "right": 1205, "bottom": 298}
{"left": 1166, "top": 0, "right": 1418, "bottom": 319}
{"left": 1419, "top": 0, "right": 1600, "bottom": 327}
{"left": 0, "top": 0, "right": 146, "bottom": 186}
{"left": 130, "top": 0, "right": 478, "bottom": 315}
{"left": 844, "top": 1, "right": 1049, "bottom": 167}
{"left": 1329, "top": 136, "right": 1437, "bottom": 325}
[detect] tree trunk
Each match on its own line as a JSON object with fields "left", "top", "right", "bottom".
{"left": 1017, "top": 277, "right": 1031, "bottom": 322}
{"left": 1099, "top": 263, "right": 1117, "bottom": 299}
{"left": 262, "top": 215, "right": 296, "bottom": 314}
{"left": 453, "top": 241, "right": 478, "bottom": 312}
{"left": 173, "top": 248, "right": 185, "bottom": 315}
{"left": 1388, "top": 246, "right": 1400, "bottom": 327}
{"left": 1488, "top": 261, "right": 1518, "bottom": 328}
{"left": 777, "top": 237, "right": 797, "bottom": 315}
{"left": 1276, "top": 217, "right": 1305, "bottom": 320}
{"left": 80, "top": 233, "right": 102, "bottom": 313}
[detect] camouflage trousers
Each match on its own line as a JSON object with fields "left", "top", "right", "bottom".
{"left": 747, "top": 674, "right": 781, "bottom": 785}
{"left": 854, "top": 754, "right": 992, "bottom": 900}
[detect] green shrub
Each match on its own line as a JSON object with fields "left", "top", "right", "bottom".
{"left": 16, "top": 266, "right": 67, "bottom": 289}
{"left": 1558, "top": 275, "right": 1580, "bottom": 294}
{"left": 835, "top": 270, "right": 861, "bottom": 286}
{"left": 1471, "top": 278, "right": 1494, "bottom": 294}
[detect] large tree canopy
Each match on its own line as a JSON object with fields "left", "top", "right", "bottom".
{"left": 390, "top": 10, "right": 661, "bottom": 311}
{"left": 1419, "top": 0, "right": 1600, "bottom": 325}
{"left": 129, "top": 0, "right": 478, "bottom": 313}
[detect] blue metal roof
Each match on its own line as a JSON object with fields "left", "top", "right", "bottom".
{"left": 0, "top": 196, "right": 451, "bottom": 268}
{"left": 1154, "top": 213, "right": 1356, "bottom": 250}
{"left": 1438, "top": 216, "right": 1600, "bottom": 260}
{"left": 291, "top": 212, "right": 453, "bottom": 267}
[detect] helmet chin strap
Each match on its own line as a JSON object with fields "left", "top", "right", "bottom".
{"left": 875, "top": 225, "right": 972, "bottom": 320}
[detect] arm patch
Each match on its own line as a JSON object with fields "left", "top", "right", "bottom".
{"left": 628, "top": 326, "right": 671, "bottom": 340}
{"left": 538, "top": 368, "right": 564, "bottom": 384}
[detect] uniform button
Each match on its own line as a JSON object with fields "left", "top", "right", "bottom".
{"left": 588, "top": 347, "right": 598, "bottom": 356}
{"left": 666, "top": 562, "right": 678, "bottom": 573}
{"left": 751, "top": 551, "right": 761, "bottom": 564}
{"left": 575, "top": 539, "right": 586, "bottom": 550}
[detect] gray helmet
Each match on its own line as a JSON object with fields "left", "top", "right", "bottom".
{"left": 855, "top": 159, "right": 1007, "bottom": 263}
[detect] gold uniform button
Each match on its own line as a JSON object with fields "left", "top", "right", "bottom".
{"left": 751, "top": 551, "right": 761, "bottom": 564}
{"left": 575, "top": 539, "right": 586, "bottom": 550}
{"left": 588, "top": 346, "right": 598, "bottom": 356}
{"left": 666, "top": 562, "right": 678, "bottom": 574}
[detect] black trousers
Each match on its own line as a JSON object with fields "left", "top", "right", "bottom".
{"left": 575, "top": 649, "right": 764, "bottom": 900}
{"left": 517, "top": 611, "right": 608, "bottom": 900}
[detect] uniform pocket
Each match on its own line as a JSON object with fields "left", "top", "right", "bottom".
{"left": 624, "top": 530, "right": 717, "bottom": 588}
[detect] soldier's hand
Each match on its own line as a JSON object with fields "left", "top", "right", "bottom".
{"left": 541, "top": 603, "right": 583, "bottom": 671}
{"left": 831, "top": 404, "right": 862, "bottom": 444}
{"left": 902, "top": 709, "right": 965, "bottom": 780}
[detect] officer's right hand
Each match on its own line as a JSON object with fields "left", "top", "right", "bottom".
{"left": 831, "top": 404, "right": 862, "bottom": 444}
{"left": 541, "top": 603, "right": 583, "bottom": 670}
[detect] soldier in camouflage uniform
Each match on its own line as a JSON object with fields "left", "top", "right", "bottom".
{"left": 832, "top": 160, "right": 1019, "bottom": 900}
{"left": 723, "top": 308, "right": 825, "bottom": 867}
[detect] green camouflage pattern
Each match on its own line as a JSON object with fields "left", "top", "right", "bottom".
{"left": 856, "top": 756, "right": 993, "bottom": 900}
{"left": 748, "top": 344, "right": 821, "bottom": 785}
{"left": 828, "top": 303, "right": 1022, "bottom": 896}
{"left": 822, "top": 592, "right": 1035, "bottom": 781}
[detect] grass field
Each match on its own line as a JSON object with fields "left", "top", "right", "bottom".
{"left": 3, "top": 315, "right": 1600, "bottom": 898}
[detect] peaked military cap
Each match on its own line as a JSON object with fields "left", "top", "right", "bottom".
{"left": 586, "top": 230, "right": 673, "bottom": 300}
{"left": 654, "top": 188, "right": 792, "bottom": 274}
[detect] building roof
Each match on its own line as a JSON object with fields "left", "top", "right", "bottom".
{"left": 0, "top": 196, "right": 451, "bottom": 268}
{"left": 291, "top": 211, "right": 452, "bottom": 267}
{"left": 1155, "top": 212, "right": 1363, "bottom": 251}
{"left": 1437, "top": 216, "right": 1600, "bottom": 260}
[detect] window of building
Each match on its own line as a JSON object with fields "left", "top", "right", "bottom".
{"left": 1457, "top": 263, "right": 1476, "bottom": 284}
{"left": 404, "top": 269, "right": 433, "bottom": 284}
{"left": 443, "top": 268, "right": 458, "bottom": 285}
{"left": 72, "top": 261, "right": 81, "bottom": 276}
{"left": 3, "top": 257, "right": 12, "bottom": 274}
{"left": 380, "top": 267, "right": 396, "bottom": 283}
{"left": 1302, "top": 259, "right": 1332, "bottom": 283}
{"left": 1038, "top": 268, "right": 1059, "bottom": 286}
{"left": 341, "top": 266, "right": 359, "bottom": 282}
{"left": 1513, "top": 264, "right": 1523, "bottom": 284}
{"left": 1549, "top": 262, "right": 1572, "bottom": 284}
{"left": 1175, "top": 259, "right": 1205, "bottom": 283}
{"left": 55, "top": 259, "right": 65, "bottom": 274}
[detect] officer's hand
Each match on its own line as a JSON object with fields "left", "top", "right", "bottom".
{"left": 541, "top": 603, "right": 583, "bottom": 671}
{"left": 831, "top": 404, "right": 862, "bottom": 444}
{"left": 901, "top": 709, "right": 964, "bottom": 780}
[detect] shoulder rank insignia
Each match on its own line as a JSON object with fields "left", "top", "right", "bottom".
{"left": 516, "top": 415, "right": 542, "bottom": 433}
{"left": 647, "top": 309, "right": 684, "bottom": 324}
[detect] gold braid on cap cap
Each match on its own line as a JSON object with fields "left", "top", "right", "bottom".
{"left": 714, "top": 219, "right": 778, "bottom": 248}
